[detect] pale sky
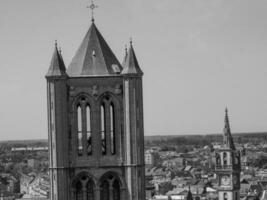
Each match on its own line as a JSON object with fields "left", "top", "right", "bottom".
{"left": 1, "top": 0, "right": 267, "bottom": 140}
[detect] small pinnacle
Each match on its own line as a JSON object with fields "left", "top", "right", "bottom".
{"left": 55, "top": 40, "right": 58, "bottom": 48}
{"left": 130, "top": 37, "right": 133, "bottom": 46}
{"left": 125, "top": 45, "right": 128, "bottom": 54}
{"left": 225, "top": 107, "right": 228, "bottom": 114}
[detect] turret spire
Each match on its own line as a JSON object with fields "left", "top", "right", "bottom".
{"left": 46, "top": 41, "right": 67, "bottom": 78}
{"left": 224, "top": 108, "right": 230, "bottom": 131}
{"left": 121, "top": 40, "right": 143, "bottom": 75}
{"left": 223, "top": 108, "right": 235, "bottom": 150}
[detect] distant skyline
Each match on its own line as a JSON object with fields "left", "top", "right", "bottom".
{"left": 1, "top": 0, "right": 267, "bottom": 140}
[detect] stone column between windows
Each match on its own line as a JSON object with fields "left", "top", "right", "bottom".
{"left": 82, "top": 186, "right": 87, "bottom": 200}
{"left": 120, "top": 186, "right": 127, "bottom": 200}
{"left": 94, "top": 186, "right": 100, "bottom": 200}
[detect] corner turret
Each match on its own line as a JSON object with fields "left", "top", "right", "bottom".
{"left": 46, "top": 41, "right": 67, "bottom": 78}
{"left": 121, "top": 40, "right": 143, "bottom": 75}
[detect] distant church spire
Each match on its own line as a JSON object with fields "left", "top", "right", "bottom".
{"left": 223, "top": 108, "right": 235, "bottom": 150}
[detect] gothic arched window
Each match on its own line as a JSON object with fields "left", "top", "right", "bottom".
{"left": 76, "top": 96, "right": 92, "bottom": 157}
{"left": 110, "top": 104, "right": 115, "bottom": 155}
{"left": 101, "top": 105, "right": 106, "bottom": 155}
{"left": 86, "top": 105, "right": 92, "bottom": 155}
{"left": 86, "top": 179, "right": 94, "bottom": 200}
{"left": 100, "top": 174, "right": 121, "bottom": 200}
{"left": 100, "top": 180, "right": 109, "bottom": 200}
{"left": 74, "top": 176, "right": 95, "bottom": 200}
{"left": 77, "top": 105, "right": 83, "bottom": 156}
{"left": 216, "top": 153, "right": 220, "bottom": 166}
{"left": 113, "top": 179, "right": 120, "bottom": 200}
{"left": 223, "top": 152, "right": 227, "bottom": 165}
{"left": 100, "top": 95, "right": 118, "bottom": 156}
{"left": 76, "top": 181, "right": 83, "bottom": 200}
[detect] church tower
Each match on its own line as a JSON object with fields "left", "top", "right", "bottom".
{"left": 215, "top": 109, "right": 241, "bottom": 200}
{"left": 46, "top": 15, "right": 145, "bottom": 200}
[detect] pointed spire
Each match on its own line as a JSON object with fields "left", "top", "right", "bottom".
{"left": 224, "top": 108, "right": 230, "bottom": 131}
{"left": 46, "top": 41, "right": 67, "bottom": 78}
{"left": 223, "top": 108, "right": 235, "bottom": 150}
{"left": 58, "top": 46, "right": 66, "bottom": 70}
{"left": 121, "top": 39, "right": 143, "bottom": 75}
{"left": 67, "top": 22, "right": 122, "bottom": 76}
{"left": 186, "top": 186, "right": 193, "bottom": 200}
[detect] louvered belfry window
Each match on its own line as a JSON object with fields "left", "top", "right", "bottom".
{"left": 86, "top": 105, "right": 92, "bottom": 155}
{"left": 100, "top": 95, "right": 117, "bottom": 156}
{"left": 76, "top": 97, "right": 92, "bottom": 156}
{"left": 110, "top": 103, "right": 115, "bottom": 155}
{"left": 101, "top": 104, "right": 106, "bottom": 155}
{"left": 77, "top": 105, "right": 83, "bottom": 156}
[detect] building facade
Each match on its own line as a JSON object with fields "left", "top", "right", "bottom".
{"left": 46, "top": 18, "right": 145, "bottom": 200}
{"left": 215, "top": 109, "right": 241, "bottom": 200}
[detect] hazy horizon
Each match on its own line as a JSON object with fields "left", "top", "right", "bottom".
{"left": 1, "top": 0, "right": 267, "bottom": 140}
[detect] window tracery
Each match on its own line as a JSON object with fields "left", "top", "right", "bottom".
{"left": 76, "top": 96, "right": 92, "bottom": 156}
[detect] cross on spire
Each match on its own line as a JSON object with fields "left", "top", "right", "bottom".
{"left": 87, "top": 0, "right": 98, "bottom": 22}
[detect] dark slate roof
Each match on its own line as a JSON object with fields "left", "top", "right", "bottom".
{"left": 46, "top": 44, "right": 67, "bottom": 77}
{"left": 121, "top": 42, "right": 143, "bottom": 75}
{"left": 67, "top": 22, "right": 122, "bottom": 76}
{"left": 223, "top": 108, "right": 236, "bottom": 150}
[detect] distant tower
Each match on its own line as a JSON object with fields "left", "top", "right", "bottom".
{"left": 215, "top": 109, "right": 241, "bottom": 200}
{"left": 46, "top": 15, "right": 145, "bottom": 200}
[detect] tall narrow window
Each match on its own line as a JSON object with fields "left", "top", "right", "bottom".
{"left": 76, "top": 181, "right": 83, "bottom": 200}
{"left": 77, "top": 106, "right": 83, "bottom": 156}
{"left": 224, "top": 193, "right": 228, "bottom": 200}
{"left": 113, "top": 179, "right": 120, "bottom": 200}
{"left": 223, "top": 152, "right": 227, "bottom": 165}
{"left": 86, "top": 105, "right": 92, "bottom": 155}
{"left": 100, "top": 175, "right": 121, "bottom": 200}
{"left": 216, "top": 153, "right": 220, "bottom": 166}
{"left": 110, "top": 104, "right": 115, "bottom": 155}
{"left": 101, "top": 105, "right": 106, "bottom": 155}
{"left": 100, "top": 180, "right": 109, "bottom": 200}
{"left": 86, "top": 179, "right": 94, "bottom": 200}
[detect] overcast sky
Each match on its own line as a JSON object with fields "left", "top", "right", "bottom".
{"left": 1, "top": 0, "right": 267, "bottom": 140}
